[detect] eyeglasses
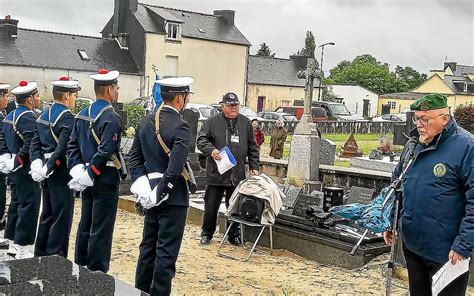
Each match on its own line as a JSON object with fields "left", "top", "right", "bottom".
{"left": 412, "top": 113, "right": 446, "bottom": 126}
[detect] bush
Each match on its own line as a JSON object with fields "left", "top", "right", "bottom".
{"left": 454, "top": 104, "right": 473, "bottom": 134}
{"left": 124, "top": 103, "right": 146, "bottom": 131}
{"left": 75, "top": 98, "right": 93, "bottom": 114}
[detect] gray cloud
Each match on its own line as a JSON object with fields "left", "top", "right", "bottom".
{"left": 1, "top": 0, "right": 472, "bottom": 74}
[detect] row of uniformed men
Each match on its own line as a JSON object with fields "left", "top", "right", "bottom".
{"left": 0, "top": 71, "right": 195, "bottom": 295}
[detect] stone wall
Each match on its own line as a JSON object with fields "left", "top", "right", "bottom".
{"left": 313, "top": 121, "right": 400, "bottom": 135}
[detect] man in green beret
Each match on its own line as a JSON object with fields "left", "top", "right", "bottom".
{"left": 383, "top": 93, "right": 473, "bottom": 295}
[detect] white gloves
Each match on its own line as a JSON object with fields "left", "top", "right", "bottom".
{"left": 76, "top": 170, "right": 94, "bottom": 188}
{"left": 29, "top": 159, "right": 45, "bottom": 182}
{"left": 68, "top": 164, "right": 87, "bottom": 192}
{"left": 2, "top": 154, "right": 15, "bottom": 174}
{"left": 0, "top": 154, "right": 10, "bottom": 173}
{"left": 131, "top": 176, "right": 154, "bottom": 209}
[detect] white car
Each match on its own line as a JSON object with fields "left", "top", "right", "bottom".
{"left": 239, "top": 106, "right": 265, "bottom": 122}
{"left": 372, "top": 114, "right": 405, "bottom": 122}
{"left": 185, "top": 103, "right": 219, "bottom": 120}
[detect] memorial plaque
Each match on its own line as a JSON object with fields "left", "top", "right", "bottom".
{"left": 292, "top": 194, "right": 322, "bottom": 217}
{"left": 281, "top": 185, "right": 302, "bottom": 209}
{"left": 345, "top": 186, "right": 375, "bottom": 205}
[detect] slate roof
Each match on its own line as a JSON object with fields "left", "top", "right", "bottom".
{"left": 452, "top": 65, "right": 474, "bottom": 76}
{"left": 0, "top": 28, "right": 140, "bottom": 74}
{"left": 247, "top": 55, "right": 320, "bottom": 87}
{"left": 379, "top": 92, "right": 427, "bottom": 100}
{"left": 135, "top": 3, "right": 250, "bottom": 46}
{"left": 444, "top": 75, "right": 474, "bottom": 95}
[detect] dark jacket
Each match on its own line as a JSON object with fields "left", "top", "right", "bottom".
{"left": 30, "top": 103, "right": 74, "bottom": 178}
{"left": 394, "top": 119, "right": 473, "bottom": 264}
{"left": 67, "top": 99, "right": 122, "bottom": 185}
{"left": 129, "top": 107, "right": 190, "bottom": 206}
{"left": 197, "top": 113, "right": 259, "bottom": 186}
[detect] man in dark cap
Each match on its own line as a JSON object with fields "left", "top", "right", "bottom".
{"left": 67, "top": 69, "right": 122, "bottom": 273}
{"left": 2, "top": 80, "right": 41, "bottom": 259}
{"left": 197, "top": 92, "right": 260, "bottom": 246}
{"left": 30, "top": 76, "right": 79, "bottom": 258}
{"left": 130, "top": 77, "right": 194, "bottom": 295}
{"left": 383, "top": 93, "right": 473, "bottom": 295}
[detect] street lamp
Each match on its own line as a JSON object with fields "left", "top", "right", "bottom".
{"left": 317, "top": 42, "right": 335, "bottom": 101}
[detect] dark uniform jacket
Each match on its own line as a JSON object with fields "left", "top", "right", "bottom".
{"left": 2, "top": 105, "right": 37, "bottom": 178}
{"left": 197, "top": 113, "right": 259, "bottom": 186}
{"left": 30, "top": 103, "right": 74, "bottom": 177}
{"left": 393, "top": 119, "right": 474, "bottom": 264}
{"left": 67, "top": 99, "right": 122, "bottom": 185}
{"left": 0, "top": 109, "right": 8, "bottom": 155}
{"left": 129, "top": 107, "right": 190, "bottom": 206}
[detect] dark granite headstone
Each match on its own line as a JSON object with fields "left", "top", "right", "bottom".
{"left": 292, "top": 194, "right": 322, "bottom": 217}
{"left": 181, "top": 108, "right": 200, "bottom": 153}
{"left": 345, "top": 186, "right": 375, "bottom": 205}
{"left": 0, "top": 255, "right": 147, "bottom": 295}
{"left": 282, "top": 185, "right": 302, "bottom": 208}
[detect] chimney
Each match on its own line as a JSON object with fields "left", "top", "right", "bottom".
{"left": 113, "top": 0, "right": 132, "bottom": 36}
{"left": 0, "top": 15, "right": 18, "bottom": 38}
{"left": 213, "top": 10, "right": 235, "bottom": 26}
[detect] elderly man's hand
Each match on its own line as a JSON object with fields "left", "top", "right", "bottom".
{"left": 211, "top": 149, "right": 222, "bottom": 161}
{"left": 449, "top": 250, "right": 465, "bottom": 265}
{"left": 250, "top": 170, "right": 259, "bottom": 176}
{"left": 383, "top": 231, "right": 393, "bottom": 246}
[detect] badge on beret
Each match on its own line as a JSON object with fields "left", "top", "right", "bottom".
{"left": 433, "top": 163, "right": 447, "bottom": 177}
{"left": 420, "top": 101, "right": 430, "bottom": 111}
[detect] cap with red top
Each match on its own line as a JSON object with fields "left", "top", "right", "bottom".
{"left": 11, "top": 80, "right": 38, "bottom": 99}
{"left": 51, "top": 76, "right": 81, "bottom": 93}
{"left": 89, "top": 69, "right": 120, "bottom": 86}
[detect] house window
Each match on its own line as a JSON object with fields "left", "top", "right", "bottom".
{"left": 165, "top": 56, "right": 179, "bottom": 77}
{"left": 166, "top": 22, "right": 181, "bottom": 41}
{"left": 77, "top": 49, "right": 90, "bottom": 61}
{"left": 388, "top": 101, "right": 397, "bottom": 109}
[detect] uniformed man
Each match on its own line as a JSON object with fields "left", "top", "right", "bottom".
{"left": 1, "top": 80, "right": 41, "bottom": 259}
{"left": 130, "top": 77, "right": 193, "bottom": 295}
{"left": 30, "top": 76, "right": 79, "bottom": 258}
{"left": 0, "top": 83, "right": 11, "bottom": 233}
{"left": 67, "top": 69, "right": 122, "bottom": 272}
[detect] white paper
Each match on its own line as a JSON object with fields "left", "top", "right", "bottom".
{"left": 432, "top": 258, "right": 470, "bottom": 296}
{"left": 214, "top": 147, "right": 236, "bottom": 174}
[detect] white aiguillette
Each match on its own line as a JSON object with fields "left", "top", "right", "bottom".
{"left": 214, "top": 146, "right": 237, "bottom": 175}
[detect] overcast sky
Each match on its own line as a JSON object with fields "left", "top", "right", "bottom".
{"left": 1, "top": 0, "right": 472, "bottom": 74}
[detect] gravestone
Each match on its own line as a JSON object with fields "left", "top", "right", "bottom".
{"left": 318, "top": 138, "right": 336, "bottom": 165}
{"left": 120, "top": 137, "right": 134, "bottom": 155}
{"left": 0, "top": 255, "right": 146, "bottom": 295}
{"left": 281, "top": 185, "right": 302, "bottom": 209}
{"left": 279, "top": 184, "right": 290, "bottom": 195}
{"left": 345, "top": 186, "right": 375, "bottom": 205}
{"left": 339, "top": 133, "right": 363, "bottom": 158}
{"left": 181, "top": 108, "right": 200, "bottom": 153}
{"left": 292, "top": 194, "right": 323, "bottom": 217}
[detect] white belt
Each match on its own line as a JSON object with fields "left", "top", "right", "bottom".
{"left": 147, "top": 172, "right": 164, "bottom": 180}
{"left": 85, "top": 162, "right": 116, "bottom": 168}
{"left": 44, "top": 152, "right": 53, "bottom": 159}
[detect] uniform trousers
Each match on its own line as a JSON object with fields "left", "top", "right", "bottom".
{"left": 4, "top": 174, "right": 40, "bottom": 245}
{"left": 35, "top": 173, "right": 74, "bottom": 257}
{"left": 75, "top": 182, "right": 118, "bottom": 273}
{"left": 135, "top": 204, "right": 187, "bottom": 296}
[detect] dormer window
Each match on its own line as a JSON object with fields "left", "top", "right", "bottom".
{"left": 166, "top": 22, "right": 181, "bottom": 41}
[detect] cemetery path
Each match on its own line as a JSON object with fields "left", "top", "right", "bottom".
{"left": 66, "top": 200, "right": 473, "bottom": 295}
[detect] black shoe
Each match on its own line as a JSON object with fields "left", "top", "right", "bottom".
{"left": 228, "top": 236, "right": 242, "bottom": 246}
{"left": 200, "top": 236, "right": 211, "bottom": 245}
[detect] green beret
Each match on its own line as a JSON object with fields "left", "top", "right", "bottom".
{"left": 410, "top": 94, "right": 448, "bottom": 111}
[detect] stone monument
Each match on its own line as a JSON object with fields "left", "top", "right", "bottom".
{"left": 287, "top": 57, "right": 321, "bottom": 185}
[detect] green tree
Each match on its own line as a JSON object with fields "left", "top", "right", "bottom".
{"left": 395, "top": 66, "right": 428, "bottom": 90}
{"left": 295, "top": 31, "right": 316, "bottom": 58}
{"left": 324, "top": 54, "right": 426, "bottom": 95}
{"left": 256, "top": 42, "right": 275, "bottom": 57}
